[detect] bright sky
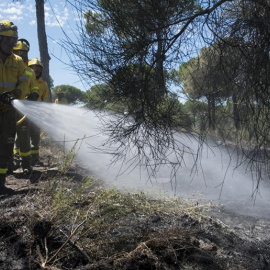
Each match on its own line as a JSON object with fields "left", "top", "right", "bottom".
{"left": 0, "top": 0, "right": 88, "bottom": 91}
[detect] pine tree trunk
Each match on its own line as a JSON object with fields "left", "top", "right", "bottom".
{"left": 232, "top": 93, "right": 240, "bottom": 129}
{"left": 155, "top": 29, "right": 166, "bottom": 102}
{"left": 35, "top": 0, "right": 52, "bottom": 102}
{"left": 207, "top": 96, "right": 212, "bottom": 129}
{"left": 211, "top": 96, "right": 216, "bottom": 130}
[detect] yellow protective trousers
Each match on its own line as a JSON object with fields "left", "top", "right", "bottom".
{"left": 14, "top": 113, "right": 32, "bottom": 169}
{"left": 0, "top": 108, "right": 16, "bottom": 175}
{"left": 30, "top": 122, "right": 40, "bottom": 162}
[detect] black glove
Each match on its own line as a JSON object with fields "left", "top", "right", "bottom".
{"left": 27, "top": 92, "right": 39, "bottom": 101}
{"left": 0, "top": 91, "right": 15, "bottom": 105}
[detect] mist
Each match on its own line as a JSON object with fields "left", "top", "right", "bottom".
{"left": 13, "top": 100, "right": 270, "bottom": 219}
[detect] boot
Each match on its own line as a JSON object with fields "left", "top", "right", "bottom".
{"left": 22, "top": 158, "right": 32, "bottom": 172}
{"left": 13, "top": 154, "right": 22, "bottom": 170}
{"left": 22, "top": 167, "right": 33, "bottom": 177}
{"left": 7, "top": 154, "right": 21, "bottom": 175}
{"left": 0, "top": 174, "right": 15, "bottom": 195}
{"left": 31, "top": 157, "right": 43, "bottom": 167}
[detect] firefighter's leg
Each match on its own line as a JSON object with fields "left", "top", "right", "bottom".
{"left": 8, "top": 112, "right": 22, "bottom": 172}
{"left": 30, "top": 122, "right": 42, "bottom": 166}
{"left": 6, "top": 134, "right": 16, "bottom": 174}
{"left": 0, "top": 137, "right": 8, "bottom": 194}
{"left": 0, "top": 110, "right": 16, "bottom": 195}
{"left": 12, "top": 129, "right": 22, "bottom": 171}
{"left": 17, "top": 118, "right": 32, "bottom": 174}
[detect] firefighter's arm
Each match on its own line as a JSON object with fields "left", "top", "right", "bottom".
{"left": 26, "top": 74, "right": 39, "bottom": 101}
{"left": 11, "top": 88, "right": 22, "bottom": 99}
{"left": 25, "top": 68, "right": 39, "bottom": 100}
{"left": 42, "top": 81, "right": 51, "bottom": 102}
{"left": 16, "top": 61, "right": 29, "bottom": 99}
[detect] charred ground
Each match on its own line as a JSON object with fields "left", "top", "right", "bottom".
{"left": 0, "top": 143, "right": 270, "bottom": 270}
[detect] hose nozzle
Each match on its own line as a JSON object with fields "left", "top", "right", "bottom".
{"left": 0, "top": 91, "right": 15, "bottom": 105}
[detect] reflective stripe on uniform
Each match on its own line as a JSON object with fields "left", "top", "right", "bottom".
{"left": 13, "top": 148, "right": 20, "bottom": 154}
{"left": 19, "top": 150, "right": 32, "bottom": 157}
{"left": 18, "top": 75, "right": 28, "bottom": 82}
{"left": 0, "top": 168, "right": 8, "bottom": 174}
{"left": 25, "top": 69, "right": 33, "bottom": 76}
{"left": 31, "top": 150, "right": 39, "bottom": 155}
{"left": 0, "top": 81, "right": 17, "bottom": 88}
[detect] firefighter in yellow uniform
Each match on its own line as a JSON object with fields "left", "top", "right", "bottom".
{"left": 0, "top": 20, "right": 28, "bottom": 194}
{"left": 28, "top": 58, "right": 50, "bottom": 166}
{"left": 55, "top": 88, "right": 68, "bottom": 104}
{"left": 12, "top": 39, "right": 39, "bottom": 174}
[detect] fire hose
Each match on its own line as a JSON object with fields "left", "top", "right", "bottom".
{"left": 16, "top": 115, "right": 26, "bottom": 125}
{"left": 16, "top": 115, "right": 45, "bottom": 138}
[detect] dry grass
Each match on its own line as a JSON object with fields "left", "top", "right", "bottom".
{"left": 1, "top": 140, "right": 269, "bottom": 270}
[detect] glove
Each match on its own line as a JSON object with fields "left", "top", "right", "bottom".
{"left": 0, "top": 91, "right": 14, "bottom": 105}
{"left": 27, "top": 92, "right": 39, "bottom": 101}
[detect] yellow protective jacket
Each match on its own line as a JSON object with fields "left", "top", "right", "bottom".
{"left": 24, "top": 66, "right": 39, "bottom": 99}
{"left": 36, "top": 77, "right": 50, "bottom": 102}
{"left": 0, "top": 53, "right": 28, "bottom": 98}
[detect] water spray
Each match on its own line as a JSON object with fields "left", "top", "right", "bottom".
{"left": 11, "top": 99, "right": 270, "bottom": 219}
